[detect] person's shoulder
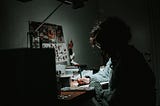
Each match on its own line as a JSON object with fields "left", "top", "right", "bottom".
{"left": 128, "top": 45, "right": 138, "bottom": 51}
{"left": 127, "top": 45, "right": 142, "bottom": 56}
{"left": 126, "top": 45, "right": 146, "bottom": 63}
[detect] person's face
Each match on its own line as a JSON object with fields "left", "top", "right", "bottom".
{"left": 90, "top": 33, "right": 114, "bottom": 58}
{"left": 89, "top": 36, "right": 101, "bottom": 49}
{"left": 89, "top": 28, "right": 102, "bottom": 50}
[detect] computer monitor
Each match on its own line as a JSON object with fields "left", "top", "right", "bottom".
{"left": 0, "top": 48, "right": 57, "bottom": 106}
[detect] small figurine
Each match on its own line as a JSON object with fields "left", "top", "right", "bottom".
{"left": 68, "top": 40, "right": 79, "bottom": 65}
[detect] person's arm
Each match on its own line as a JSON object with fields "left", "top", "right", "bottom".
{"left": 90, "top": 58, "right": 112, "bottom": 83}
{"left": 77, "top": 58, "right": 112, "bottom": 85}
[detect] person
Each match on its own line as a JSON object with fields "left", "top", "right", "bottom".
{"left": 77, "top": 57, "right": 112, "bottom": 85}
{"left": 77, "top": 16, "right": 156, "bottom": 106}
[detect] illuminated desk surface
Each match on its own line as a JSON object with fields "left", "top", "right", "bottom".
{"left": 57, "top": 81, "right": 108, "bottom": 106}
{"left": 59, "top": 90, "right": 93, "bottom": 100}
{"left": 58, "top": 90, "right": 95, "bottom": 106}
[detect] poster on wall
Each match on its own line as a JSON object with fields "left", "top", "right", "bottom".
{"left": 29, "top": 21, "right": 65, "bottom": 46}
{"left": 42, "top": 43, "right": 68, "bottom": 63}
{"left": 29, "top": 21, "right": 68, "bottom": 63}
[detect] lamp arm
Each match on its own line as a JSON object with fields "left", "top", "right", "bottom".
{"left": 35, "top": 2, "right": 64, "bottom": 32}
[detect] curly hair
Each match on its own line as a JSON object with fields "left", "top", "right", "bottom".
{"left": 90, "top": 16, "right": 132, "bottom": 50}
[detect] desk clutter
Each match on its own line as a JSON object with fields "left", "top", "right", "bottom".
{"left": 56, "top": 64, "right": 93, "bottom": 79}
{"left": 56, "top": 64, "right": 94, "bottom": 97}
{"left": 56, "top": 64, "right": 109, "bottom": 106}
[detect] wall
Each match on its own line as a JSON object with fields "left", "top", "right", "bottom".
{"left": 148, "top": 0, "right": 160, "bottom": 105}
{"left": 0, "top": 0, "right": 101, "bottom": 67}
{"left": 0, "top": 0, "right": 154, "bottom": 68}
{"left": 0, "top": 0, "right": 157, "bottom": 69}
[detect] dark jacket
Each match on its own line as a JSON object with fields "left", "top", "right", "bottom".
{"left": 108, "top": 45, "right": 156, "bottom": 106}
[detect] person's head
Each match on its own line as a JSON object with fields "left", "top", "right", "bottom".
{"left": 90, "top": 16, "right": 132, "bottom": 55}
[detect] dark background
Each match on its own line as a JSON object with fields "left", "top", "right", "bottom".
{"left": 0, "top": 0, "right": 159, "bottom": 105}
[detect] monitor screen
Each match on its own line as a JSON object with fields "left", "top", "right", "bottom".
{"left": 0, "top": 48, "right": 57, "bottom": 106}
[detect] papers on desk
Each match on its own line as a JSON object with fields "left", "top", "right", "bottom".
{"left": 70, "top": 70, "right": 93, "bottom": 80}
{"left": 61, "top": 86, "right": 94, "bottom": 91}
{"left": 65, "top": 66, "right": 79, "bottom": 77}
{"left": 61, "top": 81, "right": 109, "bottom": 91}
{"left": 79, "top": 81, "right": 109, "bottom": 87}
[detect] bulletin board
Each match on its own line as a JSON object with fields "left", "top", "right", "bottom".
{"left": 29, "top": 21, "right": 69, "bottom": 63}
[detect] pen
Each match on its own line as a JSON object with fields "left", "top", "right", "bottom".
{"left": 78, "top": 66, "right": 82, "bottom": 78}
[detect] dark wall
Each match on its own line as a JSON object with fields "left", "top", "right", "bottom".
{"left": 0, "top": 0, "right": 101, "bottom": 68}
{"left": 148, "top": 0, "right": 160, "bottom": 105}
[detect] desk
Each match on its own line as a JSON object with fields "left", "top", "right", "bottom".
{"left": 57, "top": 82, "right": 108, "bottom": 106}
{"left": 58, "top": 78, "right": 108, "bottom": 106}
{"left": 58, "top": 90, "right": 95, "bottom": 106}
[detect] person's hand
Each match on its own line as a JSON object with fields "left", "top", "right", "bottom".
{"left": 77, "top": 77, "right": 90, "bottom": 85}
